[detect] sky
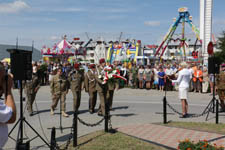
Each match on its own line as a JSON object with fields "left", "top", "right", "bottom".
{"left": 0, "top": 0, "right": 225, "bottom": 50}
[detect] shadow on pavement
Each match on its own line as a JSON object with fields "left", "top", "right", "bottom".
{"left": 112, "top": 113, "right": 136, "bottom": 117}
{"left": 56, "top": 133, "right": 72, "bottom": 142}
{"left": 111, "top": 106, "right": 129, "bottom": 111}
{"left": 67, "top": 109, "right": 89, "bottom": 115}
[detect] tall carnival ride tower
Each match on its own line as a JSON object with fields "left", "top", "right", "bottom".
{"left": 155, "top": 7, "right": 200, "bottom": 60}
{"left": 200, "top": 0, "right": 213, "bottom": 65}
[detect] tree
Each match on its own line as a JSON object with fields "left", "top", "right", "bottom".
{"left": 214, "top": 31, "right": 225, "bottom": 64}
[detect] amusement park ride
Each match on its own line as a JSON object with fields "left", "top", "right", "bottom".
{"left": 41, "top": 35, "right": 92, "bottom": 63}
{"left": 107, "top": 39, "right": 141, "bottom": 64}
{"left": 41, "top": 6, "right": 211, "bottom": 64}
{"left": 155, "top": 7, "right": 201, "bottom": 60}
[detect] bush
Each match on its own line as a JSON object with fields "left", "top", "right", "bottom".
{"left": 178, "top": 139, "right": 224, "bottom": 150}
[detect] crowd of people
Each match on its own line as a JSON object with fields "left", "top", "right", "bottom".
{"left": 27, "top": 60, "right": 219, "bottom": 94}
{"left": 0, "top": 59, "right": 225, "bottom": 149}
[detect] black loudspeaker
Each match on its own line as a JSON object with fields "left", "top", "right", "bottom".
{"left": 7, "top": 49, "right": 32, "bottom": 80}
{"left": 208, "top": 57, "right": 220, "bottom": 74}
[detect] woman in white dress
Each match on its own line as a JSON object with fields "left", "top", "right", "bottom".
{"left": 172, "top": 62, "right": 191, "bottom": 118}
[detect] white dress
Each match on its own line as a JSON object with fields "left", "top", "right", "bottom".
{"left": 172, "top": 68, "right": 191, "bottom": 100}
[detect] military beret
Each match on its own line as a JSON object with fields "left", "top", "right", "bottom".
{"left": 89, "top": 64, "right": 96, "bottom": 69}
{"left": 109, "top": 64, "right": 113, "bottom": 69}
{"left": 99, "top": 58, "right": 105, "bottom": 64}
{"left": 74, "top": 63, "right": 80, "bottom": 69}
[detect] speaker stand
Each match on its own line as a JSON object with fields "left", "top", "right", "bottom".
{"left": 8, "top": 80, "right": 50, "bottom": 149}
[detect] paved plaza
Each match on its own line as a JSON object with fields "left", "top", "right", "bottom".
{"left": 118, "top": 124, "right": 225, "bottom": 149}
{"left": 4, "top": 86, "right": 225, "bottom": 149}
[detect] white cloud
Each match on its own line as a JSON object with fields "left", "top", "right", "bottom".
{"left": 0, "top": 1, "right": 30, "bottom": 14}
{"left": 144, "top": 21, "right": 160, "bottom": 26}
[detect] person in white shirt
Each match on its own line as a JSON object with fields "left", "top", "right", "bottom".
{"left": 0, "top": 63, "right": 17, "bottom": 149}
{"left": 172, "top": 62, "right": 191, "bottom": 118}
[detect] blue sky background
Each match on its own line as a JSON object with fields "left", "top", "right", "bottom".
{"left": 0, "top": 0, "right": 225, "bottom": 50}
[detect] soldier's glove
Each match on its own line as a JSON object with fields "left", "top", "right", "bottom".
{"left": 102, "top": 81, "right": 106, "bottom": 85}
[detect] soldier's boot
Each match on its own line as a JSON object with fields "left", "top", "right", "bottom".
{"left": 50, "top": 107, "right": 54, "bottom": 115}
{"left": 27, "top": 106, "right": 33, "bottom": 116}
{"left": 62, "top": 111, "right": 69, "bottom": 117}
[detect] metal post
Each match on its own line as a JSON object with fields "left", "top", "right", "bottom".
{"left": 50, "top": 127, "right": 56, "bottom": 150}
{"left": 216, "top": 99, "right": 219, "bottom": 124}
{"left": 73, "top": 111, "right": 77, "bottom": 147}
{"left": 182, "top": 17, "right": 186, "bottom": 60}
{"left": 105, "top": 102, "right": 109, "bottom": 132}
{"left": 163, "top": 96, "right": 167, "bottom": 124}
{"left": 212, "top": 55, "right": 216, "bottom": 113}
{"left": 19, "top": 80, "right": 23, "bottom": 142}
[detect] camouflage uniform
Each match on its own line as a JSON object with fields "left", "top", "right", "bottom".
{"left": 68, "top": 69, "right": 84, "bottom": 111}
{"left": 217, "top": 71, "right": 225, "bottom": 102}
{"left": 131, "top": 66, "right": 138, "bottom": 88}
{"left": 107, "top": 81, "right": 118, "bottom": 110}
{"left": 84, "top": 69, "right": 97, "bottom": 113}
{"left": 50, "top": 74, "right": 69, "bottom": 113}
{"left": 25, "top": 74, "right": 40, "bottom": 115}
{"left": 95, "top": 66, "right": 108, "bottom": 116}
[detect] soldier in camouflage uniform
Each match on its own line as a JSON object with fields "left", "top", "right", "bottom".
{"left": 68, "top": 63, "right": 84, "bottom": 112}
{"left": 106, "top": 65, "right": 119, "bottom": 110}
{"left": 84, "top": 64, "right": 97, "bottom": 114}
{"left": 25, "top": 72, "right": 41, "bottom": 116}
{"left": 217, "top": 64, "right": 225, "bottom": 111}
{"left": 95, "top": 58, "right": 108, "bottom": 116}
{"left": 50, "top": 68, "right": 70, "bottom": 117}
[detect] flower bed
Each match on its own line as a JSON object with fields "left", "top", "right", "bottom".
{"left": 178, "top": 139, "right": 224, "bottom": 150}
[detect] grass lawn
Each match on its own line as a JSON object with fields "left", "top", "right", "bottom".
{"left": 158, "top": 121, "right": 225, "bottom": 134}
{"left": 61, "top": 130, "right": 168, "bottom": 150}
